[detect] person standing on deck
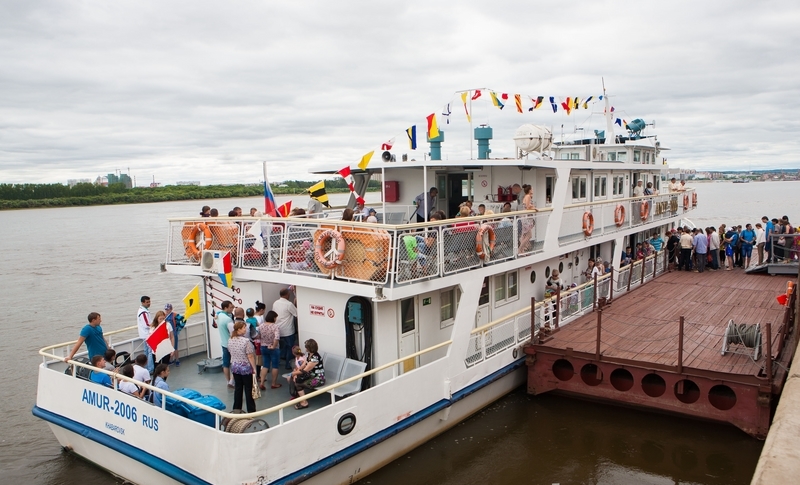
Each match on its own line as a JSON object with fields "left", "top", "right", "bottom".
{"left": 413, "top": 187, "right": 438, "bottom": 222}
{"left": 762, "top": 217, "right": 774, "bottom": 262}
{"left": 273, "top": 288, "right": 298, "bottom": 371}
{"left": 633, "top": 180, "right": 644, "bottom": 197}
{"left": 679, "top": 229, "right": 694, "bottom": 271}
{"left": 693, "top": 228, "right": 708, "bottom": 273}
{"left": 66, "top": 312, "right": 108, "bottom": 362}
{"left": 709, "top": 227, "right": 721, "bottom": 270}
{"left": 215, "top": 300, "right": 234, "bottom": 388}
{"left": 668, "top": 178, "right": 680, "bottom": 193}
{"left": 723, "top": 226, "right": 738, "bottom": 270}
{"left": 741, "top": 223, "right": 756, "bottom": 269}
{"left": 137, "top": 296, "right": 153, "bottom": 374}
{"left": 755, "top": 223, "right": 766, "bottom": 266}
{"left": 511, "top": 184, "right": 523, "bottom": 210}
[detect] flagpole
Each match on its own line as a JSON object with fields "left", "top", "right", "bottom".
{"left": 381, "top": 166, "right": 386, "bottom": 221}
{"left": 469, "top": 94, "right": 473, "bottom": 160}
{"left": 423, "top": 164, "right": 428, "bottom": 222}
{"left": 262, "top": 161, "right": 269, "bottom": 212}
{"left": 262, "top": 161, "right": 273, "bottom": 268}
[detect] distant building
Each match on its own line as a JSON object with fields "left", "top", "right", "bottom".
{"left": 175, "top": 181, "right": 201, "bottom": 186}
{"left": 95, "top": 176, "right": 108, "bottom": 186}
{"left": 107, "top": 173, "right": 133, "bottom": 189}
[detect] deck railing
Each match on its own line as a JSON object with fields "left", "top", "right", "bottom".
{"left": 167, "top": 210, "right": 551, "bottom": 287}
{"left": 465, "top": 249, "right": 670, "bottom": 368}
{"left": 558, "top": 189, "right": 696, "bottom": 246}
{"left": 40, "top": 337, "right": 452, "bottom": 429}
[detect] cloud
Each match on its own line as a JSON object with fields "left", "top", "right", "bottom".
{"left": 1, "top": 0, "right": 799, "bottom": 185}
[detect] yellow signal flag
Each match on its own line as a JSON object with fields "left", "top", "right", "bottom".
{"left": 182, "top": 284, "right": 202, "bottom": 320}
{"left": 358, "top": 150, "right": 374, "bottom": 170}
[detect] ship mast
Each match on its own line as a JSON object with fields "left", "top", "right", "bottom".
{"left": 602, "top": 78, "right": 615, "bottom": 145}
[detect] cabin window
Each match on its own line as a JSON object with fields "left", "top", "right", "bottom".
{"left": 633, "top": 150, "right": 641, "bottom": 163}
{"left": 593, "top": 176, "right": 607, "bottom": 198}
{"left": 440, "top": 288, "right": 457, "bottom": 327}
{"left": 612, "top": 175, "right": 625, "bottom": 197}
{"left": 494, "top": 271, "right": 519, "bottom": 307}
{"left": 571, "top": 176, "right": 587, "bottom": 201}
{"left": 607, "top": 152, "right": 616, "bottom": 162}
{"left": 570, "top": 152, "right": 581, "bottom": 160}
{"left": 561, "top": 152, "right": 570, "bottom": 160}
{"left": 478, "top": 277, "right": 490, "bottom": 306}
{"left": 645, "top": 152, "right": 651, "bottom": 164}
{"left": 401, "top": 298, "right": 415, "bottom": 334}
{"left": 617, "top": 151, "right": 628, "bottom": 162}
{"left": 545, "top": 176, "right": 554, "bottom": 206}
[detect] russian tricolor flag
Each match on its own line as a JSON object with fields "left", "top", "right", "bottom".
{"left": 263, "top": 161, "right": 277, "bottom": 217}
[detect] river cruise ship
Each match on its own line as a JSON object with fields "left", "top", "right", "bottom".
{"left": 34, "top": 93, "right": 697, "bottom": 484}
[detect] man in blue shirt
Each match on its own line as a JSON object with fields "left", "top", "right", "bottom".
{"left": 214, "top": 300, "right": 234, "bottom": 387}
{"left": 740, "top": 223, "right": 756, "bottom": 268}
{"left": 693, "top": 229, "right": 708, "bottom": 273}
{"left": 66, "top": 312, "right": 108, "bottom": 362}
{"left": 89, "top": 355, "right": 113, "bottom": 387}
{"left": 762, "top": 216, "right": 774, "bottom": 260}
{"left": 413, "top": 187, "right": 438, "bottom": 222}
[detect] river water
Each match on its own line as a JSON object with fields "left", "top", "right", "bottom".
{"left": 1, "top": 182, "right": 796, "bottom": 484}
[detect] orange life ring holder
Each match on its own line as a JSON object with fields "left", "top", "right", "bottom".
{"left": 640, "top": 201, "right": 650, "bottom": 220}
{"left": 314, "top": 229, "right": 346, "bottom": 270}
{"left": 683, "top": 194, "right": 690, "bottom": 209}
{"left": 582, "top": 212, "right": 594, "bottom": 237}
{"left": 614, "top": 204, "right": 625, "bottom": 227}
{"left": 185, "top": 223, "right": 212, "bottom": 260}
{"left": 476, "top": 224, "right": 496, "bottom": 259}
{"left": 692, "top": 192, "right": 697, "bottom": 207}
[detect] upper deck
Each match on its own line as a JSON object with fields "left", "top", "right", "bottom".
{"left": 165, "top": 190, "right": 696, "bottom": 296}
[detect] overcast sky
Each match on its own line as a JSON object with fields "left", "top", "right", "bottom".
{"left": 1, "top": 1, "right": 799, "bottom": 185}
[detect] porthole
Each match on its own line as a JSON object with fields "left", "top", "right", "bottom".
{"left": 545, "top": 266, "right": 551, "bottom": 278}
{"left": 559, "top": 262, "right": 564, "bottom": 273}
{"left": 575, "top": 256, "right": 580, "bottom": 266}
{"left": 708, "top": 385, "right": 737, "bottom": 411}
{"left": 642, "top": 373, "right": 666, "bottom": 398}
{"left": 610, "top": 368, "right": 634, "bottom": 392}
{"left": 337, "top": 413, "right": 357, "bottom": 435}
{"left": 674, "top": 379, "right": 700, "bottom": 404}
{"left": 552, "top": 359, "right": 574, "bottom": 381}
{"left": 580, "top": 363, "right": 603, "bottom": 386}
{"left": 530, "top": 271, "right": 536, "bottom": 284}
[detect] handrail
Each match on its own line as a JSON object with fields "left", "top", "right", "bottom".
{"left": 471, "top": 305, "right": 539, "bottom": 335}
{"left": 40, "top": 339, "right": 453, "bottom": 422}
{"left": 563, "top": 188, "right": 695, "bottom": 210}
{"left": 40, "top": 324, "right": 141, "bottom": 355}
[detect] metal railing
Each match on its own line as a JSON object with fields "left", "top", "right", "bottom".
{"left": 465, "top": 249, "right": 670, "bottom": 368}
{"left": 167, "top": 210, "right": 551, "bottom": 287}
{"left": 558, "top": 189, "right": 696, "bottom": 245}
{"left": 40, "top": 334, "right": 453, "bottom": 429}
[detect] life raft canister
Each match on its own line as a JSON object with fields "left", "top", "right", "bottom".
{"left": 185, "top": 223, "right": 212, "bottom": 260}
{"left": 582, "top": 212, "right": 594, "bottom": 237}
{"left": 314, "top": 229, "right": 346, "bottom": 269}
{"left": 692, "top": 192, "right": 698, "bottom": 207}
{"left": 614, "top": 204, "right": 626, "bottom": 227}
{"left": 476, "top": 224, "right": 496, "bottom": 259}
{"left": 683, "top": 194, "right": 690, "bottom": 209}
{"left": 640, "top": 200, "right": 650, "bottom": 220}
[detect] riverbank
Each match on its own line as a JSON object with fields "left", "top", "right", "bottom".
{"left": 0, "top": 184, "right": 377, "bottom": 210}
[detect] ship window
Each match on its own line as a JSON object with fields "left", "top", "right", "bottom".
{"left": 570, "top": 152, "right": 580, "bottom": 160}
{"left": 612, "top": 176, "right": 625, "bottom": 197}
{"left": 478, "top": 277, "right": 490, "bottom": 306}
{"left": 593, "top": 176, "right": 607, "bottom": 198}
{"left": 545, "top": 176, "right": 554, "bottom": 206}
{"left": 571, "top": 176, "right": 587, "bottom": 201}
{"left": 401, "top": 298, "right": 415, "bottom": 334}
{"left": 494, "top": 271, "right": 519, "bottom": 307}
{"left": 561, "top": 152, "right": 570, "bottom": 160}
{"left": 646, "top": 152, "right": 651, "bottom": 163}
{"left": 617, "top": 152, "right": 627, "bottom": 162}
{"left": 441, "top": 288, "right": 457, "bottom": 326}
{"left": 633, "top": 150, "right": 641, "bottom": 162}
{"left": 607, "top": 152, "right": 616, "bottom": 162}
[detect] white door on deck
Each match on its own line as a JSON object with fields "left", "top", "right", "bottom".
{"left": 399, "top": 298, "right": 419, "bottom": 373}
{"left": 475, "top": 277, "right": 490, "bottom": 328}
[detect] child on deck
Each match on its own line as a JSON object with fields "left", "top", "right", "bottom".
{"left": 286, "top": 346, "right": 305, "bottom": 384}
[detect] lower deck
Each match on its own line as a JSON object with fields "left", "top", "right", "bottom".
{"left": 525, "top": 268, "right": 798, "bottom": 438}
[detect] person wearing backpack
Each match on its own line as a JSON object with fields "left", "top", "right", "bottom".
{"left": 724, "top": 227, "right": 739, "bottom": 270}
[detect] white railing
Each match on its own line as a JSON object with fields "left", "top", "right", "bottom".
{"left": 41, "top": 334, "right": 452, "bottom": 429}
{"left": 558, "top": 189, "right": 696, "bottom": 246}
{"left": 167, "top": 210, "right": 551, "bottom": 287}
{"left": 465, "top": 249, "right": 670, "bottom": 368}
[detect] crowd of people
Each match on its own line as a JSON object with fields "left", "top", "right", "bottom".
{"left": 67, "top": 286, "right": 325, "bottom": 414}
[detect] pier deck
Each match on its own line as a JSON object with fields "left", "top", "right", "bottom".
{"left": 524, "top": 268, "right": 797, "bottom": 439}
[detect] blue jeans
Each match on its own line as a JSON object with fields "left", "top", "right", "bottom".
{"left": 221, "top": 346, "right": 231, "bottom": 368}
{"left": 144, "top": 344, "right": 154, "bottom": 374}
{"left": 280, "top": 334, "right": 296, "bottom": 369}
{"left": 261, "top": 346, "right": 280, "bottom": 369}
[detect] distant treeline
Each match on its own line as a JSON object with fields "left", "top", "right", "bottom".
{"left": 0, "top": 179, "right": 380, "bottom": 210}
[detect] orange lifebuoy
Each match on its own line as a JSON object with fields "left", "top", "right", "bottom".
{"left": 692, "top": 192, "right": 697, "bottom": 207}
{"left": 582, "top": 212, "right": 594, "bottom": 237}
{"left": 640, "top": 201, "right": 650, "bottom": 220}
{"left": 614, "top": 204, "right": 625, "bottom": 227}
{"left": 314, "top": 229, "right": 346, "bottom": 269}
{"left": 185, "top": 223, "right": 212, "bottom": 260}
{"left": 476, "top": 224, "right": 496, "bottom": 259}
{"left": 683, "top": 194, "right": 690, "bottom": 209}
{"left": 788, "top": 281, "right": 795, "bottom": 296}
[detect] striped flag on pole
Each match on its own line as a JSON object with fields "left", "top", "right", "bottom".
{"left": 308, "top": 181, "right": 330, "bottom": 208}
{"left": 263, "top": 162, "right": 277, "bottom": 216}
